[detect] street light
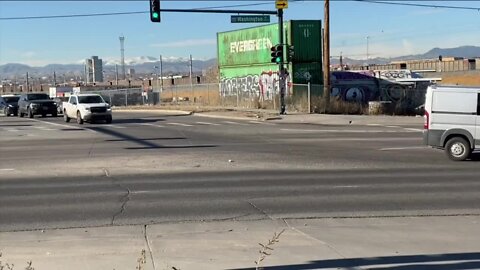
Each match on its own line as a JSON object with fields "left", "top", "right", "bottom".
{"left": 366, "top": 36, "right": 370, "bottom": 66}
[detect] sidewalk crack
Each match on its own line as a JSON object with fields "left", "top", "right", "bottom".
{"left": 144, "top": 225, "right": 157, "bottom": 270}
{"left": 282, "top": 218, "right": 346, "bottom": 259}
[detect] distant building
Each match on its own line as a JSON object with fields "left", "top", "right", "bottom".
{"left": 85, "top": 56, "right": 104, "bottom": 83}
{"left": 128, "top": 68, "right": 135, "bottom": 76}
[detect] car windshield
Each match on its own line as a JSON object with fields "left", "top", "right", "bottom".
{"left": 3, "top": 96, "right": 19, "bottom": 103}
{"left": 28, "top": 94, "right": 50, "bottom": 100}
{"left": 78, "top": 95, "right": 104, "bottom": 104}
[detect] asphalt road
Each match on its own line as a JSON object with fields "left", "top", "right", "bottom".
{"left": 1, "top": 111, "right": 479, "bottom": 232}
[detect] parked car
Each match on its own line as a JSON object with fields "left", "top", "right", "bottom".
{"left": 63, "top": 94, "right": 112, "bottom": 124}
{"left": 423, "top": 85, "right": 480, "bottom": 161}
{"left": 0, "top": 94, "right": 20, "bottom": 116}
{"left": 17, "top": 93, "right": 58, "bottom": 118}
{"left": 54, "top": 97, "right": 69, "bottom": 115}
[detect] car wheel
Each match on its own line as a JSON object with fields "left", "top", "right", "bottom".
{"left": 76, "top": 111, "right": 84, "bottom": 125}
{"left": 64, "top": 111, "right": 70, "bottom": 122}
{"left": 19, "top": 110, "right": 24, "bottom": 118}
{"left": 445, "top": 137, "right": 471, "bottom": 161}
{"left": 42, "top": 113, "right": 46, "bottom": 118}
{"left": 106, "top": 116, "right": 112, "bottom": 124}
{"left": 4, "top": 108, "right": 9, "bottom": 117}
{"left": 28, "top": 108, "right": 34, "bottom": 118}
{"left": 52, "top": 112, "right": 58, "bottom": 117}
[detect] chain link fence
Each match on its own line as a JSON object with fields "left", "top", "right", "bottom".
{"left": 84, "top": 82, "right": 429, "bottom": 115}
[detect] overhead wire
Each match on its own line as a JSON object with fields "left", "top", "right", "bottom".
{"left": 0, "top": 0, "right": 304, "bottom": 20}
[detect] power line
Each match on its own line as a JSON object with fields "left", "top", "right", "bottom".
{"left": 354, "top": 0, "right": 480, "bottom": 11}
{"left": 0, "top": 1, "right": 306, "bottom": 20}
{"left": 0, "top": 11, "right": 147, "bottom": 20}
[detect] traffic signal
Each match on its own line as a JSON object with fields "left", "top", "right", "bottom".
{"left": 150, "top": 0, "right": 161, "bottom": 23}
{"left": 287, "top": 45, "right": 294, "bottom": 62}
{"left": 270, "top": 44, "right": 283, "bottom": 64}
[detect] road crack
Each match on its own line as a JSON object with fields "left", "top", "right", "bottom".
{"left": 246, "top": 200, "right": 275, "bottom": 221}
{"left": 104, "top": 168, "right": 131, "bottom": 225}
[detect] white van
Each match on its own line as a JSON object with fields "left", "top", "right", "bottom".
{"left": 423, "top": 85, "right": 480, "bottom": 161}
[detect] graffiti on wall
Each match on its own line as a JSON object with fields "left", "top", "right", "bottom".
{"left": 220, "top": 75, "right": 260, "bottom": 97}
{"left": 220, "top": 70, "right": 291, "bottom": 100}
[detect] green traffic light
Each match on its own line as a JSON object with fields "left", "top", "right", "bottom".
{"left": 152, "top": 12, "right": 159, "bottom": 19}
{"left": 276, "top": 57, "right": 282, "bottom": 63}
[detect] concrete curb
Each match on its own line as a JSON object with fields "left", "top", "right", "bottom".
{"left": 113, "top": 109, "right": 193, "bottom": 115}
{"left": 193, "top": 112, "right": 263, "bottom": 121}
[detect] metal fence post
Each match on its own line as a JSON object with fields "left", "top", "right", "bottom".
{"left": 109, "top": 90, "right": 112, "bottom": 105}
{"left": 125, "top": 89, "right": 128, "bottom": 107}
{"left": 308, "top": 82, "right": 311, "bottom": 114}
{"left": 235, "top": 86, "right": 238, "bottom": 108}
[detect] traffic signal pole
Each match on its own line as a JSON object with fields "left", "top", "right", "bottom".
{"left": 278, "top": 8, "right": 286, "bottom": 115}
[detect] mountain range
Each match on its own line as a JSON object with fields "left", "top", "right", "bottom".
{"left": 2, "top": 46, "right": 480, "bottom": 79}
{"left": 332, "top": 46, "right": 480, "bottom": 66}
{"left": 0, "top": 58, "right": 218, "bottom": 79}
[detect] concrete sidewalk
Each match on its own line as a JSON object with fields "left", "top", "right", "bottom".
{"left": 114, "top": 106, "right": 423, "bottom": 126}
{"left": 1, "top": 216, "right": 479, "bottom": 270}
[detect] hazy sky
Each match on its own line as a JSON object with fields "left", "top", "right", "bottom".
{"left": 1, "top": 0, "right": 479, "bottom": 66}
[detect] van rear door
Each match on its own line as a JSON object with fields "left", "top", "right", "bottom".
{"left": 476, "top": 93, "right": 480, "bottom": 149}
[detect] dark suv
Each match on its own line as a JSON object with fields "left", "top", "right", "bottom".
{"left": 0, "top": 95, "right": 20, "bottom": 116}
{"left": 18, "top": 93, "right": 58, "bottom": 118}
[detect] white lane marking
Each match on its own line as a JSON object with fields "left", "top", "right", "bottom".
{"left": 29, "top": 118, "right": 73, "bottom": 129}
{"left": 367, "top": 124, "right": 382, "bottom": 126}
{"left": 223, "top": 121, "right": 249, "bottom": 126}
{"left": 280, "top": 128, "right": 405, "bottom": 133}
{"left": 6, "top": 129, "right": 20, "bottom": 132}
{"left": 333, "top": 185, "right": 360, "bottom": 188}
{"left": 140, "top": 123, "right": 165, "bottom": 128}
{"left": 379, "top": 146, "right": 427, "bottom": 151}
{"left": 404, "top": 128, "right": 423, "bottom": 132}
{"left": 196, "top": 121, "right": 221, "bottom": 126}
{"left": 0, "top": 168, "right": 15, "bottom": 171}
{"left": 277, "top": 137, "right": 420, "bottom": 142}
{"left": 167, "top": 122, "right": 193, "bottom": 127}
{"left": 108, "top": 125, "right": 126, "bottom": 129}
{"left": 385, "top": 125, "right": 401, "bottom": 128}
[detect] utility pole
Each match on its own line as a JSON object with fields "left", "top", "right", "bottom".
{"left": 53, "top": 70, "right": 57, "bottom": 87}
{"left": 189, "top": 54, "right": 194, "bottom": 97}
{"left": 340, "top": 52, "right": 343, "bottom": 71}
{"left": 26, "top": 72, "right": 29, "bottom": 92}
{"left": 115, "top": 64, "right": 119, "bottom": 89}
{"left": 278, "top": 8, "right": 286, "bottom": 115}
{"left": 160, "top": 55, "right": 164, "bottom": 91}
{"left": 323, "top": 0, "right": 330, "bottom": 113}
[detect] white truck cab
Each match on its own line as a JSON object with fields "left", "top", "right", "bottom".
{"left": 63, "top": 94, "right": 112, "bottom": 124}
{"left": 423, "top": 85, "right": 480, "bottom": 161}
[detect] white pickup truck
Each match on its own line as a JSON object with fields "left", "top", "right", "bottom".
{"left": 63, "top": 94, "right": 112, "bottom": 124}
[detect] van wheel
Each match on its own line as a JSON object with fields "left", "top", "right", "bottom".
{"left": 28, "top": 108, "right": 34, "bottom": 118}
{"left": 445, "top": 137, "right": 471, "bottom": 161}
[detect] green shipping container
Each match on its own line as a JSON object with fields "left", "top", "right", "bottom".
{"left": 217, "top": 20, "right": 322, "bottom": 68}
{"left": 291, "top": 62, "right": 323, "bottom": 85}
{"left": 287, "top": 20, "right": 322, "bottom": 63}
{"left": 217, "top": 24, "right": 280, "bottom": 67}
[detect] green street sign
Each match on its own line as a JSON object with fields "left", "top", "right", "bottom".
{"left": 231, "top": 15, "right": 270, "bottom": 23}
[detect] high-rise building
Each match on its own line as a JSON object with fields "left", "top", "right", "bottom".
{"left": 85, "top": 56, "right": 104, "bottom": 83}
